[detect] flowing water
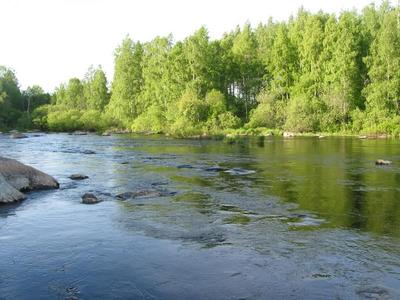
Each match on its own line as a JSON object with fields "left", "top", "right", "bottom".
{"left": 0, "top": 133, "right": 399, "bottom": 299}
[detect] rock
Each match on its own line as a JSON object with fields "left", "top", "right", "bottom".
{"left": 151, "top": 181, "right": 168, "bottom": 186}
{"left": 224, "top": 168, "right": 256, "bottom": 176}
{"left": 375, "top": 159, "right": 392, "bottom": 166}
{"left": 116, "top": 189, "right": 177, "bottom": 200}
{"left": 356, "top": 286, "right": 391, "bottom": 299}
{"left": 359, "top": 135, "right": 367, "bottom": 139}
{"left": 0, "top": 174, "right": 26, "bottom": 203}
{"left": 177, "top": 164, "right": 194, "bottom": 169}
{"left": 318, "top": 135, "right": 325, "bottom": 139}
{"left": 283, "top": 132, "right": 295, "bottom": 138}
{"left": 204, "top": 166, "right": 227, "bottom": 172}
{"left": 82, "top": 150, "right": 96, "bottom": 155}
{"left": 107, "top": 129, "right": 130, "bottom": 134}
{"left": 72, "top": 131, "right": 88, "bottom": 135}
{"left": 10, "top": 133, "right": 28, "bottom": 139}
{"left": 0, "top": 157, "right": 59, "bottom": 203}
{"left": 116, "top": 190, "right": 162, "bottom": 200}
{"left": 69, "top": 174, "right": 89, "bottom": 180}
{"left": 81, "top": 193, "right": 102, "bottom": 204}
{"left": 101, "top": 132, "right": 111, "bottom": 136}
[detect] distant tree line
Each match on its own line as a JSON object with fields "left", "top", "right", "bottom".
{"left": 0, "top": 66, "right": 50, "bottom": 130}
{"left": 2, "top": 2, "right": 400, "bottom": 136}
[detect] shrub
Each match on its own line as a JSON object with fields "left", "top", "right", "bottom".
{"left": 132, "top": 105, "right": 166, "bottom": 133}
{"left": 247, "top": 92, "right": 286, "bottom": 129}
{"left": 47, "top": 109, "right": 83, "bottom": 132}
{"left": 284, "top": 96, "right": 323, "bottom": 132}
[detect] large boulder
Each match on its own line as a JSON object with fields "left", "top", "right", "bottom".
{"left": 0, "top": 157, "right": 59, "bottom": 203}
{"left": 0, "top": 174, "right": 26, "bottom": 203}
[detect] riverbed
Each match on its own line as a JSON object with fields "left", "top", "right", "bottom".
{"left": 0, "top": 133, "right": 399, "bottom": 299}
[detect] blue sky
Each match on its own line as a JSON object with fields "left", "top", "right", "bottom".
{"left": 0, "top": 0, "right": 392, "bottom": 91}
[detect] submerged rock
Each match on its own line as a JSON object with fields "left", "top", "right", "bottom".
{"left": 69, "top": 174, "right": 89, "bottom": 180}
{"left": 204, "top": 166, "right": 227, "bottom": 172}
{"left": 81, "top": 193, "right": 102, "bottom": 204}
{"left": 82, "top": 150, "right": 96, "bottom": 155}
{"left": 177, "top": 164, "right": 195, "bottom": 169}
{"left": 224, "top": 168, "right": 256, "bottom": 176}
{"left": 375, "top": 159, "right": 392, "bottom": 166}
{"left": 356, "top": 286, "right": 391, "bottom": 299}
{"left": 0, "top": 157, "right": 59, "bottom": 203}
{"left": 72, "top": 131, "right": 88, "bottom": 136}
{"left": 10, "top": 133, "right": 28, "bottom": 139}
{"left": 116, "top": 189, "right": 177, "bottom": 200}
{"left": 116, "top": 190, "right": 163, "bottom": 200}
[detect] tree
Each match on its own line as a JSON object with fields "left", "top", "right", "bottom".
{"left": 364, "top": 9, "right": 400, "bottom": 113}
{"left": 106, "top": 37, "right": 143, "bottom": 125}
{"left": 0, "top": 66, "right": 23, "bottom": 128}
{"left": 231, "top": 24, "right": 264, "bottom": 120}
{"left": 84, "top": 66, "right": 109, "bottom": 111}
{"left": 265, "top": 23, "right": 298, "bottom": 101}
{"left": 321, "top": 12, "right": 364, "bottom": 130}
{"left": 65, "top": 78, "right": 85, "bottom": 109}
{"left": 23, "top": 85, "right": 50, "bottom": 116}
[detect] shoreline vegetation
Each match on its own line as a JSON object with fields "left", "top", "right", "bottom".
{"left": 2, "top": 2, "right": 400, "bottom": 138}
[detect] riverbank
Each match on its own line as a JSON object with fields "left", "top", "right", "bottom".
{"left": 2, "top": 126, "right": 396, "bottom": 141}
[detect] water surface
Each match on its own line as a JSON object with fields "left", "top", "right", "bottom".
{"left": 0, "top": 133, "right": 399, "bottom": 299}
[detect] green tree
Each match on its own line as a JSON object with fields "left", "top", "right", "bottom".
{"left": 107, "top": 37, "right": 143, "bottom": 125}
{"left": 84, "top": 66, "right": 109, "bottom": 111}
{"left": 321, "top": 12, "right": 364, "bottom": 130}
{"left": 231, "top": 24, "right": 264, "bottom": 120}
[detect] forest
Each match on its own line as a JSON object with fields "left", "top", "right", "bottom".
{"left": 1, "top": 1, "right": 400, "bottom": 137}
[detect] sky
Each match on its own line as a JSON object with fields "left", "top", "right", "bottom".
{"left": 0, "top": 0, "right": 392, "bottom": 92}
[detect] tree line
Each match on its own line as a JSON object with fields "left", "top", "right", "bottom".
{"left": 2, "top": 2, "right": 400, "bottom": 136}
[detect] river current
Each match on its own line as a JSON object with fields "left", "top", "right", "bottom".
{"left": 0, "top": 133, "right": 399, "bottom": 299}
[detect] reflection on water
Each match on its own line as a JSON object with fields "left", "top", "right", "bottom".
{"left": 0, "top": 133, "right": 400, "bottom": 299}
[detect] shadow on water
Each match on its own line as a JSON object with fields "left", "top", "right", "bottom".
{"left": 0, "top": 202, "right": 20, "bottom": 219}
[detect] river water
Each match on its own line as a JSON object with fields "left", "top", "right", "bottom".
{"left": 0, "top": 133, "right": 399, "bottom": 299}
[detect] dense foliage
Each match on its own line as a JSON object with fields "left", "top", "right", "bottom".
{"left": 3, "top": 2, "right": 400, "bottom": 136}
{"left": 0, "top": 66, "right": 50, "bottom": 131}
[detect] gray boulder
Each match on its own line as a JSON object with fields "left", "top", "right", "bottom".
{"left": 0, "top": 174, "right": 26, "bottom": 203}
{"left": 10, "top": 133, "right": 28, "bottom": 139}
{"left": 69, "top": 174, "right": 89, "bottom": 180}
{"left": 0, "top": 157, "right": 59, "bottom": 203}
{"left": 82, "top": 193, "right": 102, "bottom": 204}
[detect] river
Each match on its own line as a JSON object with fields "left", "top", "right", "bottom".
{"left": 0, "top": 133, "right": 399, "bottom": 299}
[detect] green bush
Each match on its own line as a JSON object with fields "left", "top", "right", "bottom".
{"left": 132, "top": 105, "right": 166, "bottom": 133}
{"left": 80, "top": 110, "right": 109, "bottom": 132}
{"left": 47, "top": 109, "right": 83, "bottom": 132}
{"left": 284, "top": 96, "right": 323, "bottom": 132}
{"left": 32, "top": 105, "right": 50, "bottom": 130}
{"left": 247, "top": 92, "right": 286, "bottom": 129}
